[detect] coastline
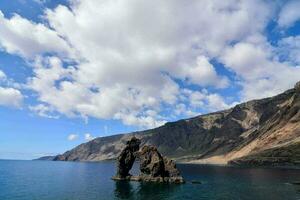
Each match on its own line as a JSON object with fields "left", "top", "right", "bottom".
{"left": 32, "top": 157, "right": 300, "bottom": 170}
{"left": 178, "top": 159, "right": 300, "bottom": 170}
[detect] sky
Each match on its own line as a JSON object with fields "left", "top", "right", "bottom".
{"left": 0, "top": 0, "right": 299, "bottom": 160}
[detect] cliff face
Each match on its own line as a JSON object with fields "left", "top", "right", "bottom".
{"left": 229, "top": 141, "right": 300, "bottom": 167}
{"left": 52, "top": 82, "right": 300, "bottom": 166}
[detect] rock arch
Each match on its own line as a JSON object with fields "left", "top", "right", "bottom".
{"left": 112, "top": 137, "right": 185, "bottom": 184}
{"left": 115, "top": 137, "right": 140, "bottom": 178}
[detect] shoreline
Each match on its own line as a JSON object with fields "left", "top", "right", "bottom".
{"left": 30, "top": 158, "right": 300, "bottom": 170}
{"left": 178, "top": 159, "right": 300, "bottom": 170}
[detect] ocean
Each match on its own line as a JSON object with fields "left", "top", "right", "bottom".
{"left": 0, "top": 160, "right": 299, "bottom": 200}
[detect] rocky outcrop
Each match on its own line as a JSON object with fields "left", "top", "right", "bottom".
{"left": 50, "top": 81, "right": 300, "bottom": 167}
{"left": 115, "top": 137, "right": 141, "bottom": 179}
{"left": 112, "top": 139, "right": 184, "bottom": 183}
{"left": 139, "top": 146, "right": 165, "bottom": 177}
{"left": 138, "top": 145, "right": 184, "bottom": 183}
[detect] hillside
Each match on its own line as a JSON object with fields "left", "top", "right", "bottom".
{"left": 34, "top": 156, "right": 56, "bottom": 161}
{"left": 49, "top": 82, "right": 300, "bottom": 167}
{"left": 229, "top": 140, "right": 300, "bottom": 167}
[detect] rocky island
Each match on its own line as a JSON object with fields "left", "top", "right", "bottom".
{"left": 112, "top": 137, "right": 185, "bottom": 183}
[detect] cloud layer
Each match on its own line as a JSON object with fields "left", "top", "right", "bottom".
{"left": 0, "top": 0, "right": 299, "bottom": 128}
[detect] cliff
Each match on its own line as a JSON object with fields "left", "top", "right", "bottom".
{"left": 50, "top": 82, "right": 300, "bottom": 167}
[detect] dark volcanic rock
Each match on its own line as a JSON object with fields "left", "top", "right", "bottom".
{"left": 163, "top": 157, "right": 181, "bottom": 177}
{"left": 139, "top": 146, "right": 182, "bottom": 180}
{"left": 138, "top": 145, "right": 184, "bottom": 183}
{"left": 139, "top": 146, "right": 165, "bottom": 177}
{"left": 115, "top": 137, "right": 141, "bottom": 178}
{"left": 113, "top": 143, "right": 185, "bottom": 183}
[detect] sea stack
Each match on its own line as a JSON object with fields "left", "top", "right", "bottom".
{"left": 113, "top": 137, "right": 141, "bottom": 179}
{"left": 112, "top": 137, "right": 185, "bottom": 184}
{"left": 138, "top": 145, "right": 185, "bottom": 183}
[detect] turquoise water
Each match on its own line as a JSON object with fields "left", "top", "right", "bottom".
{"left": 0, "top": 160, "right": 299, "bottom": 200}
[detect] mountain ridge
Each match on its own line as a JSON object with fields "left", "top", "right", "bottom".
{"left": 45, "top": 82, "right": 300, "bottom": 167}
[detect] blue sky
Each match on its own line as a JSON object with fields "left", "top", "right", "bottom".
{"left": 0, "top": 0, "right": 299, "bottom": 160}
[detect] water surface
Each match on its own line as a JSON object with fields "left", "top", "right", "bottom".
{"left": 0, "top": 160, "right": 299, "bottom": 200}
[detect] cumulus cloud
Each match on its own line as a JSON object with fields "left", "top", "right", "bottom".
{"left": 278, "top": 0, "right": 300, "bottom": 28}
{"left": 0, "top": 0, "right": 299, "bottom": 128}
{"left": 0, "top": 11, "right": 72, "bottom": 58}
{"left": 29, "top": 0, "right": 272, "bottom": 127}
{"left": 173, "top": 56, "right": 229, "bottom": 88}
{"left": 183, "top": 89, "right": 234, "bottom": 112}
{"left": 29, "top": 104, "right": 59, "bottom": 119}
{"left": 67, "top": 134, "right": 78, "bottom": 141}
{"left": 0, "top": 87, "right": 23, "bottom": 107}
{"left": 278, "top": 36, "right": 300, "bottom": 65}
{"left": 0, "top": 70, "right": 23, "bottom": 107}
{"left": 221, "top": 38, "right": 300, "bottom": 100}
{"left": 174, "top": 103, "right": 200, "bottom": 117}
{"left": 84, "top": 133, "right": 95, "bottom": 141}
{"left": 187, "top": 91, "right": 206, "bottom": 108}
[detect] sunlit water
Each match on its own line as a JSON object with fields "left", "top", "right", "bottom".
{"left": 0, "top": 160, "right": 299, "bottom": 200}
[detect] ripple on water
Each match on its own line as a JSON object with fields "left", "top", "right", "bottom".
{"left": 0, "top": 160, "right": 299, "bottom": 200}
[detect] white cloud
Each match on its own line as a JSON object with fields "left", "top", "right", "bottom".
{"left": 67, "top": 134, "right": 78, "bottom": 141}
{"left": 173, "top": 56, "right": 229, "bottom": 88}
{"left": 114, "top": 112, "right": 167, "bottom": 128}
{"left": 29, "top": 104, "right": 59, "bottom": 119}
{"left": 0, "top": 87, "right": 23, "bottom": 107}
{"left": 0, "top": 70, "right": 23, "bottom": 108}
{"left": 174, "top": 103, "right": 200, "bottom": 117}
{"left": 278, "top": 36, "right": 300, "bottom": 65}
{"left": 0, "top": 11, "right": 72, "bottom": 58}
{"left": 183, "top": 89, "right": 233, "bottom": 112}
{"left": 27, "top": 0, "right": 271, "bottom": 127}
{"left": 205, "top": 93, "right": 232, "bottom": 111}
{"left": 221, "top": 41, "right": 272, "bottom": 80}
{"left": 278, "top": 0, "right": 300, "bottom": 28}
{"left": 188, "top": 90, "right": 206, "bottom": 108}
{"left": 1, "top": 0, "right": 299, "bottom": 128}
{"left": 221, "top": 39, "right": 300, "bottom": 100}
{"left": 84, "top": 133, "right": 95, "bottom": 141}
{"left": 0, "top": 70, "right": 6, "bottom": 80}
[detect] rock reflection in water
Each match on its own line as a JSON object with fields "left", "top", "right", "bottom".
{"left": 136, "top": 182, "right": 179, "bottom": 199}
{"left": 114, "top": 181, "right": 134, "bottom": 199}
{"left": 114, "top": 181, "right": 180, "bottom": 199}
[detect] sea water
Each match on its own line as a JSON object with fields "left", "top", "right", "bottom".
{"left": 0, "top": 160, "right": 299, "bottom": 200}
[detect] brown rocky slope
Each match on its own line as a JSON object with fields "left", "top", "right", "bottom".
{"left": 50, "top": 82, "right": 300, "bottom": 167}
